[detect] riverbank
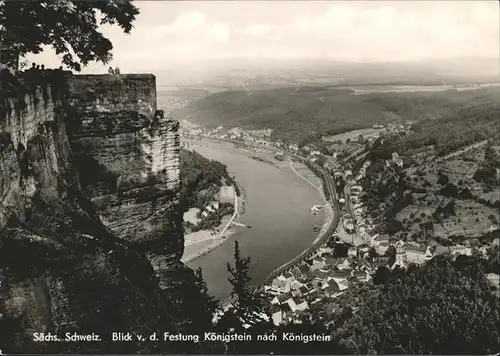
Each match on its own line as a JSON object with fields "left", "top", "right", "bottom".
{"left": 288, "top": 158, "right": 335, "bottom": 244}
{"left": 182, "top": 181, "right": 246, "bottom": 263}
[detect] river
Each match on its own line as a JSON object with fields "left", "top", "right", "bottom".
{"left": 183, "top": 139, "right": 325, "bottom": 300}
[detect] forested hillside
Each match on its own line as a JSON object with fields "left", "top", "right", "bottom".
{"left": 179, "top": 148, "right": 231, "bottom": 211}
{"left": 171, "top": 86, "right": 500, "bottom": 145}
{"left": 370, "top": 103, "right": 500, "bottom": 159}
{"left": 333, "top": 255, "right": 500, "bottom": 355}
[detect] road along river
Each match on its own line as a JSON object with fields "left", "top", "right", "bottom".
{"left": 183, "top": 139, "right": 328, "bottom": 300}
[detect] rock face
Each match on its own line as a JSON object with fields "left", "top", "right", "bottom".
{"left": 0, "top": 71, "right": 195, "bottom": 353}
{"left": 66, "top": 75, "right": 182, "bottom": 248}
{"left": 65, "top": 74, "right": 186, "bottom": 291}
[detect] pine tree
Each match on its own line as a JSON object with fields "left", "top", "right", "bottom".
{"left": 226, "top": 241, "right": 264, "bottom": 327}
{"left": 484, "top": 142, "right": 496, "bottom": 163}
{"left": 193, "top": 267, "right": 219, "bottom": 326}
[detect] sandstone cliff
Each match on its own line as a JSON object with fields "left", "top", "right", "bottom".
{"left": 64, "top": 74, "right": 189, "bottom": 295}
{"left": 0, "top": 70, "right": 199, "bottom": 353}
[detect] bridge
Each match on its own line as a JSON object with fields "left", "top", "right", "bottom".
{"left": 220, "top": 156, "right": 341, "bottom": 309}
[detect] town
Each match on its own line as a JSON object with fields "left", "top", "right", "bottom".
{"left": 182, "top": 121, "right": 500, "bottom": 327}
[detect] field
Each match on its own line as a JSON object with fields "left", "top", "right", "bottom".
{"left": 323, "top": 128, "right": 383, "bottom": 143}
{"left": 350, "top": 83, "right": 500, "bottom": 95}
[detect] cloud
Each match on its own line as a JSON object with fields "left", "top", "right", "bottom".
{"left": 209, "top": 22, "right": 231, "bottom": 43}
{"left": 162, "top": 11, "right": 207, "bottom": 34}
{"left": 25, "top": 1, "right": 499, "bottom": 72}
{"left": 245, "top": 24, "right": 273, "bottom": 37}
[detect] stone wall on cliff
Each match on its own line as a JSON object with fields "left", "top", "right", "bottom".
{"left": 0, "top": 71, "right": 191, "bottom": 353}
{"left": 65, "top": 74, "right": 183, "bottom": 257}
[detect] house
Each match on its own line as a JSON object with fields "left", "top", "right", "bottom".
{"left": 297, "top": 264, "right": 310, "bottom": 276}
{"left": 351, "top": 185, "right": 363, "bottom": 193}
{"left": 352, "top": 203, "right": 363, "bottom": 210}
{"left": 290, "top": 279, "right": 304, "bottom": 291}
{"left": 305, "top": 282, "right": 319, "bottom": 294}
{"left": 264, "top": 284, "right": 276, "bottom": 294}
{"left": 351, "top": 269, "right": 370, "bottom": 282}
{"left": 310, "top": 258, "right": 326, "bottom": 271}
{"left": 286, "top": 298, "right": 309, "bottom": 312}
{"left": 271, "top": 276, "right": 292, "bottom": 294}
{"left": 318, "top": 246, "right": 333, "bottom": 255}
{"left": 449, "top": 245, "right": 473, "bottom": 257}
{"left": 354, "top": 208, "right": 364, "bottom": 216}
{"left": 345, "top": 222, "right": 354, "bottom": 230}
{"left": 337, "top": 280, "right": 349, "bottom": 291}
{"left": 283, "top": 271, "right": 295, "bottom": 281}
{"left": 201, "top": 211, "right": 209, "bottom": 218}
{"left": 374, "top": 234, "right": 390, "bottom": 243}
{"left": 206, "top": 205, "right": 214, "bottom": 213}
{"left": 271, "top": 293, "right": 292, "bottom": 305}
{"left": 296, "top": 275, "right": 308, "bottom": 284}
{"left": 290, "top": 268, "right": 302, "bottom": 280}
{"left": 485, "top": 273, "right": 499, "bottom": 289}
{"left": 331, "top": 270, "right": 351, "bottom": 284}
{"left": 342, "top": 251, "right": 355, "bottom": 261}
{"left": 376, "top": 241, "right": 391, "bottom": 255}
{"left": 393, "top": 242, "right": 407, "bottom": 263}
{"left": 357, "top": 244, "right": 370, "bottom": 258}
{"left": 391, "top": 258, "right": 407, "bottom": 270}
{"left": 323, "top": 256, "right": 339, "bottom": 266}
{"left": 322, "top": 264, "right": 339, "bottom": 272}
{"left": 321, "top": 278, "right": 333, "bottom": 290}
{"left": 366, "top": 233, "right": 379, "bottom": 247}
{"left": 311, "top": 269, "right": 329, "bottom": 281}
{"left": 405, "top": 244, "right": 432, "bottom": 264}
{"left": 298, "top": 285, "right": 311, "bottom": 296}
{"left": 323, "top": 279, "right": 341, "bottom": 297}
{"left": 373, "top": 256, "right": 391, "bottom": 267}
{"left": 212, "top": 201, "right": 220, "bottom": 210}
{"left": 337, "top": 258, "right": 352, "bottom": 271}
{"left": 291, "top": 287, "right": 303, "bottom": 298}
{"left": 358, "top": 223, "right": 369, "bottom": 231}
{"left": 271, "top": 303, "right": 292, "bottom": 326}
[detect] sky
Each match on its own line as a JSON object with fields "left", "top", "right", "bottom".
{"left": 28, "top": 0, "right": 500, "bottom": 73}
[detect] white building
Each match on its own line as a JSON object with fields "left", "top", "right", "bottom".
{"left": 405, "top": 245, "right": 433, "bottom": 264}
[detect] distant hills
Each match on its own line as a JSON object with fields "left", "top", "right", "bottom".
{"left": 170, "top": 85, "right": 500, "bottom": 145}
{"left": 156, "top": 57, "right": 499, "bottom": 87}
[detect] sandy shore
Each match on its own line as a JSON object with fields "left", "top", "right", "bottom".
{"left": 181, "top": 183, "right": 245, "bottom": 263}
{"left": 182, "top": 229, "right": 237, "bottom": 264}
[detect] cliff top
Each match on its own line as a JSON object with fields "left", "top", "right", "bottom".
{"left": 75, "top": 73, "right": 156, "bottom": 80}
{"left": 1, "top": 68, "right": 70, "bottom": 99}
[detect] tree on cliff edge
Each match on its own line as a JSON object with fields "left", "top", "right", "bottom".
{"left": 0, "top": 0, "right": 139, "bottom": 71}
